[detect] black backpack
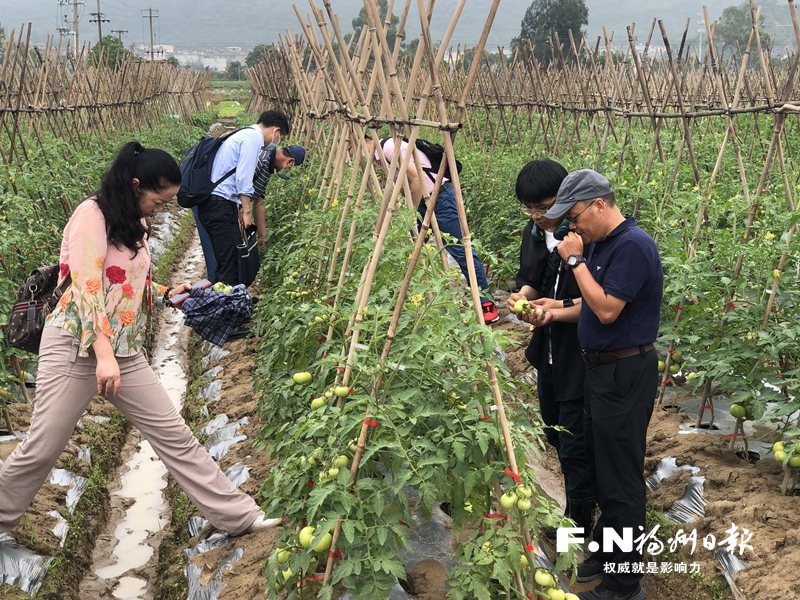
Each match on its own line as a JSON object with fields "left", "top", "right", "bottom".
{"left": 177, "top": 127, "right": 246, "bottom": 208}
{"left": 380, "top": 137, "right": 462, "bottom": 183}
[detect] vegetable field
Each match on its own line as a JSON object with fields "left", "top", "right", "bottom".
{"left": 2, "top": 1, "right": 800, "bottom": 600}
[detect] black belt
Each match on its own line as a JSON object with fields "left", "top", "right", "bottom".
{"left": 581, "top": 344, "right": 654, "bottom": 365}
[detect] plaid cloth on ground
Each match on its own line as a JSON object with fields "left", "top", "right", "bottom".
{"left": 180, "top": 285, "right": 253, "bottom": 346}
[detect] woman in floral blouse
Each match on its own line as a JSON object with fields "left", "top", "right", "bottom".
{"left": 0, "top": 142, "right": 278, "bottom": 537}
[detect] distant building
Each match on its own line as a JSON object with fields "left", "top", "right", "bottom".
{"left": 200, "top": 57, "right": 227, "bottom": 71}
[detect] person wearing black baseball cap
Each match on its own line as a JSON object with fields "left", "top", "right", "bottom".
{"left": 537, "top": 169, "right": 663, "bottom": 600}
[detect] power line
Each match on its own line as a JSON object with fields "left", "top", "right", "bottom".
{"left": 89, "top": 0, "right": 110, "bottom": 45}
{"left": 141, "top": 6, "right": 161, "bottom": 61}
{"left": 111, "top": 28, "right": 127, "bottom": 43}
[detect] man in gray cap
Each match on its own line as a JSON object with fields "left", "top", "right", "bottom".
{"left": 539, "top": 169, "right": 663, "bottom": 600}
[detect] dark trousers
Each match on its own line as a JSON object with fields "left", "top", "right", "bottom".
{"left": 585, "top": 349, "right": 657, "bottom": 593}
{"left": 417, "top": 183, "right": 489, "bottom": 291}
{"left": 192, "top": 205, "right": 217, "bottom": 281}
{"left": 197, "top": 196, "right": 241, "bottom": 285}
{"left": 537, "top": 363, "right": 595, "bottom": 529}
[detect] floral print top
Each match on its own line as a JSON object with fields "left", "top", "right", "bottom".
{"left": 45, "top": 198, "right": 168, "bottom": 357}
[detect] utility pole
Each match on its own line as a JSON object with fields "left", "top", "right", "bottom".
{"left": 111, "top": 29, "right": 128, "bottom": 43}
{"left": 72, "top": 0, "right": 81, "bottom": 52}
{"left": 141, "top": 7, "right": 158, "bottom": 61}
{"left": 89, "top": 0, "right": 109, "bottom": 45}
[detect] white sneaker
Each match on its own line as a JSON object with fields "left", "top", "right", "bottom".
{"left": 244, "top": 512, "right": 282, "bottom": 534}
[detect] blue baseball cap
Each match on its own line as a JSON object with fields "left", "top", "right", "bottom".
{"left": 285, "top": 145, "right": 306, "bottom": 167}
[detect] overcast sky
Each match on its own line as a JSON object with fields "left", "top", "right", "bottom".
{"left": 1, "top": 1, "right": 737, "bottom": 52}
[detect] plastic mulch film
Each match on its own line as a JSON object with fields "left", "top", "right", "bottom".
{"left": 664, "top": 476, "right": 705, "bottom": 523}
{"left": 201, "top": 414, "right": 229, "bottom": 437}
{"left": 401, "top": 502, "right": 457, "bottom": 571}
{"left": 188, "top": 516, "right": 209, "bottom": 538}
{"left": 0, "top": 431, "right": 27, "bottom": 443}
{"left": 0, "top": 532, "right": 53, "bottom": 596}
{"left": 199, "top": 380, "right": 223, "bottom": 405}
{"left": 224, "top": 463, "right": 250, "bottom": 488}
{"left": 202, "top": 366, "right": 224, "bottom": 380}
{"left": 49, "top": 468, "right": 87, "bottom": 513}
{"left": 201, "top": 347, "right": 230, "bottom": 369}
{"left": 48, "top": 510, "right": 68, "bottom": 547}
{"left": 184, "top": 532, "right": 233, "bottom": 558}
{"left": 645, "top": 457, "right": 700, "bottom": 491}
{"left": 185, "top": 547, "right": 244, "bottom": 600}
{"left": 78, "top": 445, "right": 92, "bottom": 467}
{"left": 714, "top": 549, "right": 748, "bottom": 600}
{"left": 204, "top": 418, "right": 249, "bottom": 461}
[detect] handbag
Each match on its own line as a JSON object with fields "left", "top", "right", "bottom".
{"left": 236, "top": 224, "right": 260, "bottom": 287}
{"left": 5, "top": 266, "right": 72, "bottom": 354}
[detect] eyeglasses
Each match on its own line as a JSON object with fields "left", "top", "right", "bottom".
{"left": 564, "top": 199, "right": 596, "bottom": 224}
{"left": 522, "top": 201, "right": 555, "bottom": 217}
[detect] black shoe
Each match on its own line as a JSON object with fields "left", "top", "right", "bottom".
{"left": 576, "top": 556, "right": 604, "bottom": 583}
{"left": 578, "top": 585, "right": 645, "bottom": 600}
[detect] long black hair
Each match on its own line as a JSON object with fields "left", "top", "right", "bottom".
{"left": 96, "top": 141, "right": 181, "bottom": 255}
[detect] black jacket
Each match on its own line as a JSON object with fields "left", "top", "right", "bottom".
{"left": 516, "top": 221, "right": 585, "bottom": 402}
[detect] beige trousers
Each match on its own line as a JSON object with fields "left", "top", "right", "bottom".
{"left": 0, "top": 327, "right": 259, "bottom": 535}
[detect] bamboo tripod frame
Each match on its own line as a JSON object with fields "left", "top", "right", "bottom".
{"left": 254, "top": 0, "right": 541, "bottom": 595}
{"left": 0, "top": 24, "right": 208, "bottom": 177}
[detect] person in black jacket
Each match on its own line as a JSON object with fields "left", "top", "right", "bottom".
{"left": 507, "top": 159, "right": 595, "bottom": 533}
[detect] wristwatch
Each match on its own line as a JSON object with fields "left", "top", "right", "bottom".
{"left": 566, "top": 255, "right": 586, "bottom": 269}
{"left": 562, "top": 297, "right": 575, "bottom": 308}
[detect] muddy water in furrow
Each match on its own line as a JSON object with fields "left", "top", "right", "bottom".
{"left": 79, "top": 237, "right": 204, "bottom": 599}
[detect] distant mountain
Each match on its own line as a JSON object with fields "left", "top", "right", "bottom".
{"left": 3, "top": 0, "right": 793, "bottom": 52}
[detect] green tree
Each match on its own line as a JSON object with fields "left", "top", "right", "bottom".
{"left": 166, "top": 55, "right": 179, "bottom": 67}
{"left": 348, "top": 0, "right": 400, "bottom": 52}
{"left": 225, "top": 61, "right": 243, "bottom": 81}
{"left": 90, "top": 35, "right": 134, "bottom": 69}
{"left": 715, "top": 3, "right": 771, "bottom": 60}
{"left": 511, "top": 0, "right": 588, "bottom": 65}
{"left": 245, "top": 44, "right": 272, "bottom": 67}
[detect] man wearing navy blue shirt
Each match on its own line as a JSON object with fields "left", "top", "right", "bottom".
{"left": 542, "top": 169, "right": 663, "bottom": 600}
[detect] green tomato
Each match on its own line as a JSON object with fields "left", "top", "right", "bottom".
{"left": 292, "top": 371, "right": 313, "bottom": 384}
{"left": 517, "top": 498, "right": 532, "bottom": 511}
{"left": 334, "top": 386, "right": 350, "bottom": 398}
{"left": 313, "top": 532, "right": 333, "bottom": 553}
{"left": 774, "top": 450, "right": 787, "bottom": 462}
{"left": 789, "top": 455, "right": 800, "bottom": 468}
{"left": 348, "top": 439, "right": 359, "bottom": 453}
{"left": 534, "top": 569, "right": 556, "bottom": 588}
{"left": 520, "top": 554, "right": 529, "bottom": 567}
{"left": 212, "top": 282, "right": 226, "bottom": 292}
{"left": 547, "top": 589, "right": 566, "bottom": 600}
{"left": 517, "top": 485, "right": 533, "bottom": 498}
{"left": 310, "top": 397, "right": 327, "bottom": 410}
{"left": 729, "top": 404, "right": 747, "bottom": 419}
{"left": 773, "top": 441, "right": 785, "bottom": 453}
{"left": 657, "top": 360, "right": 666, "bottom": 372}
{"left": 281, "top": 567, "right": 293, "bottom": 582}
{"left": 671, "top": 350, "right": 683, "bottom": 363}
{"left": 499, "top": 492, "right": 518, "bottom": 509}
{"left": 299, "top": 526, "right": 315, "bottom": 548}
{"left": 333, "top": 455, "right": 349, "bottom": 469}
{"left": 513, "top": 299, "right": 530, "bottom": 315}
{"left": 276, "top": 548, "right": 290, "bottom": 564}
{"left": 327, "top": 467, "right": 339, "bottom": 478}
{"left": 669, "top": 363, "right": 680, "bottom": 375}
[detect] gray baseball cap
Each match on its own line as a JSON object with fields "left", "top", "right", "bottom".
{"left": 544, "top": 168, "right": 612, "bottom": 219}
